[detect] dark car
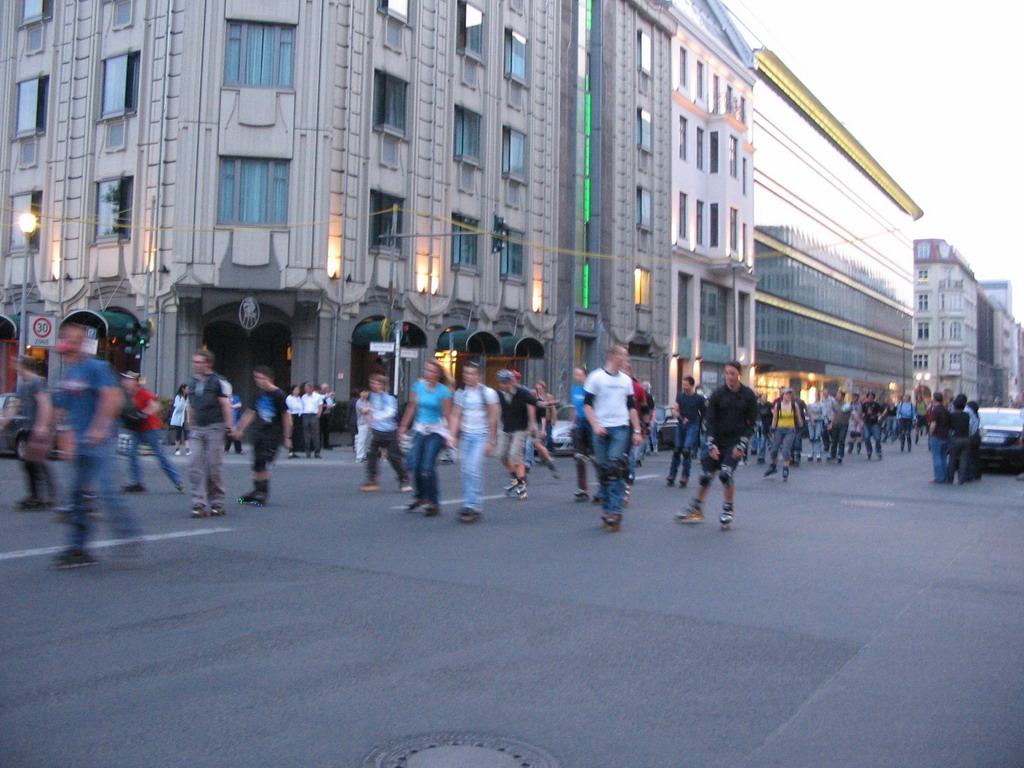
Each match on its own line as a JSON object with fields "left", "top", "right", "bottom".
{"left": 977, "top": 407, "right": 1024, "bottom": 472}
{"left": 656, "top": 405, "right": 679, "bottom": 449}
{"left": 0, "top": 392, "right": 31, "bottom": 459}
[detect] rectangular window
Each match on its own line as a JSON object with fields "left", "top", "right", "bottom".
{"left": 916, "top": 269, "right": 929, "bottom": 283}
{"left": 501, "top": 230, "right": 524, "bottom": 276}
{"left": 678, "top": 47, "right": 687, "bottom": 90}
{"left": 913, "top": 353, "right": 928, "bottom": 369}
{"left": 451, "top": 214, "right": 479, "bottom": 267}
{"left": 457, "top": 2, "right": 484, "bottom": 57}
{"left": 502, "top": 126, "right": 526, "bottom": 177}
{"left": 636, "top": 31, "right": 651, "bottom": 73}
{"left": 101, "top": 52, "right": 140, "bottom": 118}
{"left": 636, "top": 187, "right": 651, "bottom": 230}
{"left": 95, "top": 177, "right": 134, "bottom": 240}
{"left": 709, "top": 203, "right": 719, "bottom": 248}
{"left": 949, "top": 321, "right": 962, "bottom": 341}
{"left": 504, "top": 29, "right": 526, "bottom": 80}
{"left": 742, "top": 158, "right": 748, "bottom": 195}
{"left": 917, "top": 322, "right": 930, "bottom": 341}
{"left": 739, "top": 96, "right": 747, "bottom": 124}
{"left": 113, "top": 0, "right": 132, "bottom": 26}
{"left": 453, "top": 106, "right": 481, "bottom": 162}
{"left": 8, "top": 191, "right": 42, "bottom": 250}
{"left": 695, "top": 200, "right": 704, "bottom": 246}
{"left": 741, "top": 223, "right": 747, "bottom": 260}
{"left": 21, "top": 0, "right": 52, "bottom": 22}
{"left": 373, "top": 70, "right": 407, "bottom": 133}
{"left": 696, "top": 61, "right": 705, "bottom": 100}
{"left": 369, "top": 190, "right": 403, "bottom": 251}
{"left": 917, "top": 293, "right": 929, "bottom": 311}
{"left": 224, "top": 22, "right": 295, "bottom": 88}
{"left": 677, "top": 273, "right": 690, "bottom": 337}
{"left": 377, "top": 0, "right": 409, "bottom": 20}
{"left": 700, "top": 281, "right": 727, "bottom": 344}
{"left": 939, "top": 321, "right": 945, "bottom": 340}
{"left": 729, "top": 135, "right": 738, "bottom": 177}
{"left": 634, "top": 266, "right": 651, "bottom": 306}
{"left": 218, "top": 158, "right": 288, "bottom": 225}
{"left": 949, "top": 352, "right": 961, "bottom": 370}
{"left": 738, "top": 292, "right": 749, "bottom": 347}
{"left": 677, "top": 192, "right": 687, "bottom": 240}
{"left": 729, "top": 207, "right": 738, "bottom": 255}
{"left": 15, "top": 76, "right": 48, "bottom": 136}
{"left": 712, "top": 74, "right": 720, "bottom": 112}
{"left": 947, "top": 293, "right": 962, "bottom": 310}
{"left": 709, "top": 131, "right": 719, "bottom": 173}
{"left": 678, "top": 116, "right": 687, "bottom": 160}
{"left": 696, "top": 127, "right": 704, "bottom": 170}
{"left": 636, "top": 108, "right": 651, "bottom": 151}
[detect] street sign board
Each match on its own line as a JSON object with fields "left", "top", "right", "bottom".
{"left": 28, "top": 315, "right": 55, "bottom": 348}
{"left": 399, "top": 348, "right": 419, "bottom": 359}
{"left": 369, "top": 341, "right": 394, "bottom": 353}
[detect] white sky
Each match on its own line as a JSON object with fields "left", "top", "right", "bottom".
{"left": 728, "top": 0, "right": 1024, "bottom": 319}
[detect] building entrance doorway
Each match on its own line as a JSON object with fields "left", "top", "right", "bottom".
{"left": 202, "top": 320, "right": 291, "bottom": 404}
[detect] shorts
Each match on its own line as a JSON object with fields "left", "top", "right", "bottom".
{"left": 253, "top": 436, "right": 280, "bottom": 473}
{"left": 496, "top": 430, "right": 529, "bottom": 466}
{"left": 849, "top": 430, "right": 862, "bottom": 438}
{"left": 700, "top": 439, "right": 743, "bottom": 474}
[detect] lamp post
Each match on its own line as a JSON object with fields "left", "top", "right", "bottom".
{"left": 17, "top": 212, "right": 39, "bottom": 357}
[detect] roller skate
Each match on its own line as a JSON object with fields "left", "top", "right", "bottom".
{"left": 238, "top": 488, "right": 267, "bottom": 507}
{"left": 665, "top": 475, "right": 675, "bottom": 487}
{"left": 601, "top": 512, "right": 622, "bottom": 532}
{"left": 675, "top": 500, "right": 704, "bottom": 524}
{"left": 503, "top": 477, "right": 519, "bottom": 497}
{"left": 459, "top": 508, "right": 483, "bottom": 524}
{"left": 547, "top": 460, "right": 560, "bottom": 479}
{"left": 719, "top": 502, "right": 734, "bottom": 531}
{"left": 763, "top": 463, "right": 777, "bottom": 478}
{"left": 782, "top": 466, "right": 789, "bottom": 482}
{"left": 574, "top": 489, "right": 590, "bottom": 503}
{"left": 623, "top": 483, "right": 631, "bottom": 507}
{"left": 514, "top": 480, "right": 528, "bottom": 500}
{"left": 209, "top": 504, "right": 227, "bottom": 517}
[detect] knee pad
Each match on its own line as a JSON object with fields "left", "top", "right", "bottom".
{"left": 626, "top": 469, "right": 636, "bottom": 485}
{"left": 598, "top": 457, "right": 629, "bottom": 483}
{"left": 682, "top": 448, "right": 692, "bottom": 460}
{"left": 718, "top": 464, "right": 735, "bottom": 488}
{"left": 698, "top": 471, "right": 713, "bottom": 489}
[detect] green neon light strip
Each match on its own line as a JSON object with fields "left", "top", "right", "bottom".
{"left": 582, "top": 261, "right": 590, "bottom": 308}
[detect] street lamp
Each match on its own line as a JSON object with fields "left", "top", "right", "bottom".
{"left": 17, "top": 212, "right": 39, "bottom": 358}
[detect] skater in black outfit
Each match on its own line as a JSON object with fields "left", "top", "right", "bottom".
{"left": 677, "top": 361, "right": 758, "bottom": 530}
{"left": 231, "top": 366, "right": 292, "bottom": 506}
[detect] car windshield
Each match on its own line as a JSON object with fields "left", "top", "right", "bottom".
{"left": 556, "top": 405, "right": 577, "bottom": 421}
{"left": 980, "top": 411, "right": 1024, "bottom": 428}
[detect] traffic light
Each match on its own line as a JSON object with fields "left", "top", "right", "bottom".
{"left": 124, "top": 320, "right": 153, "bottom": 358}
{"left": 137, "top": 319, "right": 153, "bottom": 353}
{"left": 123, "top": 325, "right": 138, "bottom": 357}
{"left": 491, "top": 215, "right": 507, "bottom": 253}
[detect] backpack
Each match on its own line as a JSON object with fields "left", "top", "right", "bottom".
{"left": 121, "top": 388, "right": 146, "bottom": 431}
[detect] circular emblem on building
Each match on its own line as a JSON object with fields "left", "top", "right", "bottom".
{"left": 360, "top": 732, "right": 560, "bottom": 768}
{"left": 239, "top": 296, "right": 260, "bottom": 330}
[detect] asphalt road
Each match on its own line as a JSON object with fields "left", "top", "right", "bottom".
{"left": 1, "top": 441, "right": 1022, "bottom": 767}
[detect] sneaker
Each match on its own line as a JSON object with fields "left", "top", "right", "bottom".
{"left": 209, "top": 505, "right": 226, "bottom": 517}
{"left": 515, "top": 482, "right": 528, "bottom": 500}
{"left": 399, "top": 484, "right": 413, "bottom": 493}
{"left": 360, "top": 483, "right": 380, "bottom": 492}
{"left": 174, "top": 449, "right": 181, "bottom": 456}
{"left": 574, "top": 489, "right": 590, "bottom": 502}
{"left": 665, "top": 476, "right": 675, "bottom": 487}
{"left": 122, "top": 484, "right": 147, "bottom": 494}
{"left": 185, "top": 449, "right": 192, "bottom": 456}
{"left": 53, "top": 548, "right": 98, "bottom": 569}
{"left": 422, "top": 504, "right": 441, "bottom": 517}
{"left": 547, "top": 461, "right": 560, "bottom": 479}
{"left": 719, "top": 511, "right": 734, "bottom": 530}
{"left": 601, "top": 513, "right": 622, "bottom": 532}
{"left": 191, "top": 504, "right": 207, "bottom": 518}
{"left": 675, "top": 507, "right": 705, "bottom": 524}
{"left": 459, "top": 508, "right": 482, "bottom": 524}
{"left": 175, "top": 482, "right": 185, "bottom": 494}
{"left": 763, "top": 465, "right": 777, "bottom": 478}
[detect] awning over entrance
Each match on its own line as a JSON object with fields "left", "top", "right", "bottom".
{"left": 62, "top": 309, "right": 139, "bottom": 338}
{"left": 498, "top": 335, "right": 545, "bottom": 358}
{"left": 351, "top": 319, "right": 427, "bottom": 348}
{"left": 435, "top": 329, "right": 501, "bottom": 355}
{"left": 0, "top": 315, "right": 18, "bottom": 339}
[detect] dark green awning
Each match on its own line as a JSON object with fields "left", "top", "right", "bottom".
{"left": 61, "top": 309, "right": 139, "bottom": 338}
{"left": 498, "top": 335, "right": 545, "bottom": 359}
{"left": 435, "top": 329, "right": 501, "bottom": 355}
{"left": 351, "top": 319, "right": 427, "bottom": 348}
{"left": 0, "top": 314, "right": 18, "bottom": 339}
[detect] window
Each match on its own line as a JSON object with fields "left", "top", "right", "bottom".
{"left": 634, "top": 267, "right": 651, "bottom": 305}
{"left": 501, "top": 230, "right": 523, "bottom": 276}
{"left": 218, "top": 158, "right": 288, "bottom": 225}
{"left": 676, "top": 273, "right": 690, "bottom": 337}
{"left": 113, "top": 0, "right": 132, "bottom": 26}
{"left": 502, "top": 126, "right": 526, "bottom": 178}
{"left": 700, "top": 281, "right": 726, "bottom": 344}
{"left": 949, "top": 352, "right": 962, "bottom": 370}
{"left": 947, "top": 293, "right": 962, "bottom": 310}
{"left": 709, "top": 131, "right": 719, "bottom": 173}
{"left": 95, "top": 177, "right": 134, "bottom": 240}
{"left": 377, "top": 0, "right": 409, "bottom": 20}
{"left": 916, "top": 322, "right": 929, "bottom": 341}
{"left": 451, "top": 214, "right": 479, "bottom": 267}
{"left": 712, "top": 74, "right": 720, "bottom": 112}
{"left": 369, "top": 190, "right": 403, "bottom": 251}
{"left": 912, "top": 353, "right": 928, "bottom": 369}
{"left": 916, "top": 269, "right": 928, "bottom": 283}
{"left": 373, "top": 70, "right": 407, "bottom": 133}
{"left": 636, "top": 187, "right": 651, "bottom": 230}
{"left": 739, "top": 96, "right": 747, "bottom": 124}
{"left": 457, "top": 2, "right": 483, "bottom": 57}
{"left": 917, "top": 293, "right": 929, "bottom": 311}
{"left": 742, "top": 158, "right": 748, "bottom": 195}
{"left": 453, "top": 106, "right": 481, "bottom": 162}
{"left": 678, "top": 116, "right": 687, "bottom": 160}
{"left": 741, "top": 223, "right": 747, "bottom": 260}
{"left": 636, "top": 108, "right": 651, "bottom": 151}
{"left": 101, "top": 52, "right": 140, "bottom": 118}
{"left": 696, "top": 127, "right": 704, "bottom": 170}
{"left": 949, "top": 321, "right": 962, "bottom": 341}
{"left": 738, "top": 292, "right": 749, "bottom": 347}
{"left": 504, "top": 29, "right": 526, "bottom": 80}
{"left": 696, "top": 61, "right": 705, "bottom": 101}
{"left": 729, "top": 207, "right": 738, "bottom": 255}
{"left": 915, "top": 242, "right": 930, "bottom": 260}
{"left": 21, "top": 0, "right": 51, "bottom": 23}
{"left": 939, "top": 321, "right": 945, "bottom": 340}
{"left": 224, "top": 22, "right": 294, "bottom": 88}
{"left": 695, "top": 200, "right": 704, "bottom": 245}
{"left": 729, "top": 135, "right": 738, "bottom": 177}
{"left": 15, "top": 76, "right": 48, "bottom": 136}
{"left": 677, "top": 192, "right": 687, "bottom": 240}
{"left": 678, "top": 47, "right": 687, "bottom": 90}
{"left": 8, "top": 191, "right": 42, "bottom": 250}
{"left": 636, "top": 31, "right": 651, "bottom": 73}
{"left": 709, "top": 203, "right": 719, "bottom": 248}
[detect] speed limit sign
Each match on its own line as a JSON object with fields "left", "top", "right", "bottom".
{"left": 29, "top": 315, "right": 55, "bottom": 348}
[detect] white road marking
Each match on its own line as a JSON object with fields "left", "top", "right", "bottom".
{"left": 0, "top": 527, "right": 233, "bottom": 562}
{"left": 841, "top": 499, "right": 896, "bottom": 509}
{"left": 388, "top": 474, "right": 662, "bottom": 509}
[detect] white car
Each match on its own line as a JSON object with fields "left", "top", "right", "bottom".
{"left": 548, "top": 405, "right": 578, "bottom": 455}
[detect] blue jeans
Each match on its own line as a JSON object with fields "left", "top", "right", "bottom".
{"left": 865, "top": 424, "right": 883, "bottom": 456}
{"left": 668, "top": 422, "right": 700, "bottom": 479}
{"left": 459, "top": 432, "right": 487, "bottom": 510}
{"left": 829, "top": 425, "right": 848, "bottom": 459}
{"left": 593, "top": 425, "right": 630, "bottom": 515}
{"left": 928, "top": 436, "right": 949, "bottom": 483}
{"left": 67, "top": 442, "right": 139, "bottom": 550}
{"left": 807, "top": 422, "right": 823, "bottom": 459}
{"left": 128, "top": 428, "right": 181, "bottom": 487}
{"left": 407, "top": 431, "right": 444, "bottom": 505}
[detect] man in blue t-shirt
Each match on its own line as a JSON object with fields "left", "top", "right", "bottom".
{"left": 45, "top": 323, "right": 140, "bottom": 568}
{"left": 667, "top": 375, "right": 705, "bottom": 488}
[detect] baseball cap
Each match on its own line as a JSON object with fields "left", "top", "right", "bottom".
{"left": 120, "top": 371, "right": 140, "bottom": 380}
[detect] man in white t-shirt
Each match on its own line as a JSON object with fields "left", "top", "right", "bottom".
{"left": 299, "top": 382, "right": 325, "bottom": 458}
{"left": 450, "top": 362, "right": 500, "bottom": 523}
{"left": 583, "top": 344, "right": 642, "bottom": 532}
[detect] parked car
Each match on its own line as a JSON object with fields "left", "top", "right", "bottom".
{"left": 656, "top": 405, "right": 679, "bottom": 449}
{"left": 549, "top": 405, "right": 578, "bottom": 456}
{"left": 0, "top": 392, "right": 31, "bottom": 459}
{"left": 977, "top": 407, "right": 1024, "bottom": 472}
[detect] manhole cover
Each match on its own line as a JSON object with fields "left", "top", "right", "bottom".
{"left": 361, "top": 732, "right": 560, "bottom": 768}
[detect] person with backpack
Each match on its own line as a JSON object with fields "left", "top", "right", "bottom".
{"left": 896, "top": 394, "right": 916, "bottom": 452}
{"left": 494, "top": 369, "right": 539, "bottom": 501}
{"left": 231, "top": 365, "right": 292, "bottom": 506}
{"left": 187, "top": 349, "right": 234, "bottom": 517}
{"left": 120, "top": 371, "right": 184, "bottom": 494}
{"left": 763, "top": 387, "right": 804, "bottom": 482}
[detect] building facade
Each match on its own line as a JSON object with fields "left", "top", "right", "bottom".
{"left": 979, "top": 280, "right": 1020, "bottom": 404}
{"left": 752, "top": 52, "right": 922, "bottom": 404}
